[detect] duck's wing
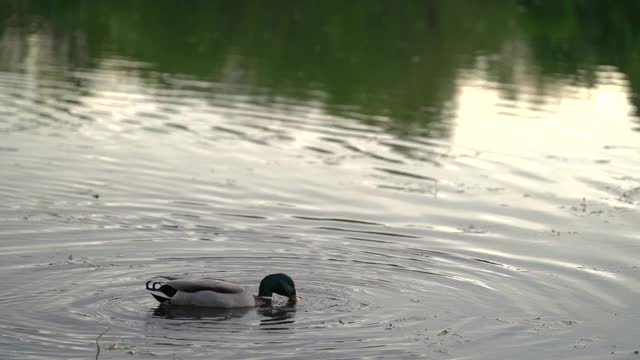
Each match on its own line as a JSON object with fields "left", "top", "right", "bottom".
{"left": 165, "top": 278, "right": 246, "bottom": 294}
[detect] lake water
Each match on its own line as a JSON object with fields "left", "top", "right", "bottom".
{"left": 1, "top": 1, "right": 639, "bottom": 359}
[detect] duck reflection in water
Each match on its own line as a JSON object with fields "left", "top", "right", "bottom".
{"left": 257, "top": 304, "right": 297, "bottom": 330}
{"left": 152, "top": 304, "right": 255, "bottom": 320}
{"left": 151, "top": 301, "right": 297, "bottom": 323}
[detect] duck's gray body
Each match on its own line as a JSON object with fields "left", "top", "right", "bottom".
{"left": 146, "top": 277, "right": 267, "bottom": 308}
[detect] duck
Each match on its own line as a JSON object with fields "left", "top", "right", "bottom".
{"left": 145, "top": 273, "right": 297, "bottom": 308}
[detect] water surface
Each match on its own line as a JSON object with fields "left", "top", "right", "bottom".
{"left": 1, "top": 1, "right": 640, "bottom": 359}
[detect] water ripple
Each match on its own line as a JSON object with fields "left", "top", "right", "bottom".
{"left": 1, "top": 57, "right": 639, "bottom": 359}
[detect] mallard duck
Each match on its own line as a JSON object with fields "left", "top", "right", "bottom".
{"left": 145, "top": 273, "right": 297, "bottom": 308}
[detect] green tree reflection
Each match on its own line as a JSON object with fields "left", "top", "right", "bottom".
{"left": 1, "top": 0, "right": 638, "bottom": 135}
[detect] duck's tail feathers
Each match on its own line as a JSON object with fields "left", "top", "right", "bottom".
{"left": 146, "top": 281, "right": 177, "bottom": 303}
{"left": 151, "top": 294, "right": 171, "bottom": 303}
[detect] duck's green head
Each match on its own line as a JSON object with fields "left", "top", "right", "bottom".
{"left": 259, "top": 273, "right": 297, "bottom": 303}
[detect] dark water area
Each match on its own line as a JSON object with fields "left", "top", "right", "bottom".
{"left": 1, "top": 1, "right": 639, "bottom": 359}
